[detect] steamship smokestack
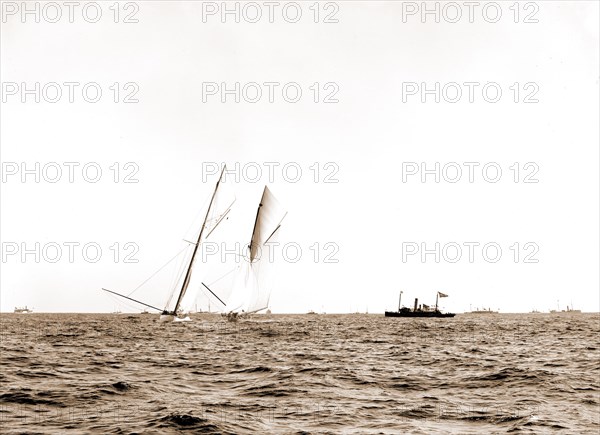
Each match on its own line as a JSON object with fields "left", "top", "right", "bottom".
{"left": 414, "top": 298, "right": 418, "bottom": 312}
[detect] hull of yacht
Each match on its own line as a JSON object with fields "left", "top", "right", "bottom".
{"left": 160, "top": 315, "right": 192, "bottom": 322}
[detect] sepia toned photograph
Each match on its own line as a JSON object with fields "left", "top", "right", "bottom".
{"left": 1, "top": 1, "right": 599, "bottom": 433}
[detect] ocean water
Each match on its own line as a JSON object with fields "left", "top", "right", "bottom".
{"left": 0, "top": 313, "right": 598, "bottom": 434}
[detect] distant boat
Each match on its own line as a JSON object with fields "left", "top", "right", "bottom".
{"left": 385, "top": 291, "right": 455, "bottom": 318}
{"left": 14, "top": 306, "right": 33, "bottom": 313}
{"left": 307, "top": 310, "right": 318, "bottom": 315}
{"left": 551, "top": 307, "right": 582, "bottom": 314}
{"left": 467, "top": 308, "right": 498, "bottom": 314}
{"left": 551, "top": 301, "right": 581, "bottom": 314}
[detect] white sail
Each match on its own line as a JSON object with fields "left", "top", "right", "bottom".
{"left": 225, "top": 186, "right": 286, "bottom": 314}
{"left": 202, "top": 179, "right": 236, "bottom": 242}
{"left": 250, "top": 221, "right": 282, "bottom": 311}
{"left": 249, "top": 186, "right": 287, "bottom": 262}
{"left": 179, "top": 285, "right": 199, "bottom": 314}
{"left": 192, "top": 178, "right": 240, "bottom": 312}
{"left": 163, "top": 167, "right": 235, "bottom": 315}
{"left": 225, "top": 261, "right": 254, "bottom": 313}
{"left": 180, "top": 174, "right": 236, "bottom": 311}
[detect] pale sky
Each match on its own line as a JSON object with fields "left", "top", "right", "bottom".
{"left": 1, "top": 1, "right": 599, "bottom": 313}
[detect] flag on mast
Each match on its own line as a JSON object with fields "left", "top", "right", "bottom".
{"left": 438, "top": 292, "right": 448, "bottom": 298}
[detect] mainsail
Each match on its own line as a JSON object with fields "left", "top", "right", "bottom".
{"left": 225, "top": 186, "right": 286, "bottom": 314}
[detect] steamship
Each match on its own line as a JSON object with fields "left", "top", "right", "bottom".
{"left": 385, "top": 291, "right": 455, "bottom": 318}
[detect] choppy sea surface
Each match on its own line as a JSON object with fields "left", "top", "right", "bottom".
{"left": 1, "top": 313, "right": 599, "bottom": 434}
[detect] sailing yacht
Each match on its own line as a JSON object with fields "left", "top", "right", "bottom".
{"left": 215, "top": 185, "right": 287, "bottom": 321}
{"left": 102, "top": 166, "right": 286, "bottom": 323}
{"left": 158, "top": 168, "right": 233, "bottom": 322}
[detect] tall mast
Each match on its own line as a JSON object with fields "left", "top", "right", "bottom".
{"left": 172, "top": 166, "right": 225, "bottom": 314}
{"left": 398, "top": 290, "right": 403, "bottom": 312}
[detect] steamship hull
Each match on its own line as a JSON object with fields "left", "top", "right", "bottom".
{"left": 385, "top": 311, "right": 455, "bottom": 318}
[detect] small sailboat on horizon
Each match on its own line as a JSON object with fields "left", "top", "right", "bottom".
{"left": 467, "top": 306, "right": 499, "bottom": 314}
{"left": 14, "top": 306, "right": 33, "bottom": 313}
